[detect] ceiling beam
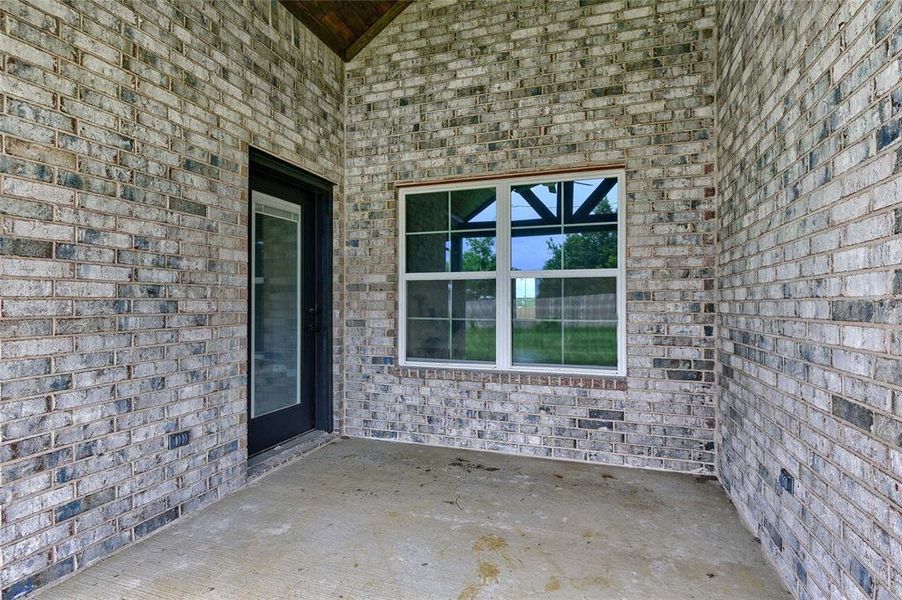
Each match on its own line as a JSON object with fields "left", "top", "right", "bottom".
{"left": 344, "top": 0, "right": 412, "bottom": 61}
{"left": 279, "top": 1, "right": 412, "bottom": 63}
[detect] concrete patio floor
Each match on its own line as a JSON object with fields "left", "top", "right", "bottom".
{"left": 38, "top": 438, "right": 790, "bottom": 599}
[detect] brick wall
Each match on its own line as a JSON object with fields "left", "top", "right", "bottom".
{"left": 0, "top": 0, "right": 344, "bottom": 596}
{"left": 716, "top": 1, "right": 902, "bottom": 598}
{"left": 7, "top": 0, "right": 897, "bottom": 597}
{"left": 344, "top": 0, "right": 718, "bottom": 473}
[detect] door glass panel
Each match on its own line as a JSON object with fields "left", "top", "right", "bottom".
{"left": 252, "top": 193, "right": 301, "bottom": 418}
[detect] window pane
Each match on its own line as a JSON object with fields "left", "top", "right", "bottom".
{"left": 511, "top": 182, "right": 560, "bottom": 226}
{"left": 562, "top": 278, "right": 616, "bottom": 320}
{"left": 511, "top": 228, "right": 563, "bottom": 271}
{"left": 402, "top": 177, "right": 622, "bottom": 371}
{"left": 407, "top": 279, "right": 495, "bottom": 363}
{"left": 513, "top": 277, "right": 562, "bottom": 365}
{"left": 513, "top": 277, "right": 561, "bottom": 320}
{"left": 451, "top": 188, "right": 496, "bottom": 229}
{"left": 560, "top": 225, "right": 617, "bottom": 269}
{"left": 451, "top": 279, "right": 495, "bottom": 319}
{"left": 450, "top": 233, "right": 496, "bottom": 271}
{"left": 406, "top": 233, "right": 448, "bottom": 273}
{"left": 512, "top": 277, "right": 617, "bottom": 368}
{"left": 406, "top": 191, "right": 448, "bottom": 232}
{"left": 407, "top": 318, "right": 450, "bottom": 360}
{"left": 563, "top": 322, "right": 617, "bottom": 366}
{"left": 562, "top": 278, "right": 617, "bottom": 366}
{"left": 566, "top": 178, "right": 618, "bottom": 224}
{"left": 407, "top": 280, "right": 449, "bottom": 318}
{"left": 512, "top": 320, "right": 561, "bottom": 365}
{"left": 452, "top": 320, "right": 495, "bottom": 362}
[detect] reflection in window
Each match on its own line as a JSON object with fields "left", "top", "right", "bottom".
{"left": 406, "top": 191, "right": 448, "bottom": 232}
{"left": 451, "top": 188, "right": 497, "bottom": 229}
{"left": 406, "top": 279, "right": 496, "bottom": 363}
{"left": 406, "top": 233, "right": 449, "bottom": 273}
{"left": 511, "top": 179, "right": 618, "bottom": 271}
{"left": 569, "top": 178, "right": 618, "bottom": 223}
{"left": 401, "top": 172, "right": 623, "bottom": 373}
{"left": 511, "top": 229, "right": 563, "bottom": 271}
{"left": 406, "top": 188, "right": 496, "bottom": 273}
{"left": 558, "top": 226, "right": 617, "bottom": 270}
{"left": 512, "top": 277, "right": 617, "bottom": 367}
{"left": 451, "top": 233, "right": 496, "bottom": 271}
{"left": 511, "top": 183, "right": 559, "bottom": 225}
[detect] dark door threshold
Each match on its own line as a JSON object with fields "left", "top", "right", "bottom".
{"left": 247, "top": 430, "right": 336, "bottom": 480}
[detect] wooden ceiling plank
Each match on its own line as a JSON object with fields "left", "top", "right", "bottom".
{"left": 333, "top": 3, "right": 374, "bottom": 37}
{"left": 280, "top": 1, "right": 347, "bottom": 57}
{"left": 344, "top": 0, "right": 413, "bottom": 61}
{"left": 279, "top": 0, "right": 411, "bottom": 62}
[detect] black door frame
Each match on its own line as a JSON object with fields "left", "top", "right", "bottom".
{"left": 247, "top": 148, "right": 334, "bottom": 455}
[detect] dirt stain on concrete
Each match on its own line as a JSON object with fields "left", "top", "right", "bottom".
{"left": 477, "top": 561, "right": 500, "bottom": 583}
{"left": 571, "top": 574, "right": 611, "bottom": 591}
{"left": 473, "top": 533, "right": 515, "bottom": 566}
{"left": 449, "top": 457, "right": 500, "bottom": 473}
{"left": 457, "top": 583, "right": 480, "bottom": 600}
{"left": 544, "top": 575, "right": 561, "bottom": 592}
{"left": 457, "top": 560, "right": 500, "bottom": 600}
{"left": 458, "top": 536, "right": 506, "bottom": 599}
{"left": 473, "top": 534, "right": 508, "bottom": 553}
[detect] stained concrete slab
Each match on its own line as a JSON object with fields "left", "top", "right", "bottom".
{"left": 39, "top": 438, "right": 790, "bottom": 599}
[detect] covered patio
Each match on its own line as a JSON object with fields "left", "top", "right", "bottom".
{"left": 1, "top": 0, "right": 900, "bottom": 598}
{"left": 36, "top": 439, "right": 788, "bottom": 599}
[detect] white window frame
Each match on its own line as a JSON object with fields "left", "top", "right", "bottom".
{"left": 398, "top": 168, "right": 626, "bottom": 377}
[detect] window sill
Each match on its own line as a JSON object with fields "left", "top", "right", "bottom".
{"left": 401, "top": 360, "right": 623, "bottom": 378}
{"left": 393, "top": 362, "right": 627, "bottom": 389}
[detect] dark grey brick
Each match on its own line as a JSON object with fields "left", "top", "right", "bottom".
{"left": 169, "top": 198, "right": 207, "bottom": 216}
{"left": 849, "top": 557, "right": 873, "bottom": 595}
{"left": 831, "top": 395, "right": 874, "bottom": 431}
{"left": 0, "top": 237, "right": 53, "bottom": 258}
{"left": 830, "top": 300, "right": 874, "bottom": 322}
{"left": 134, "top": 507, "right": 179, "bottom": 538}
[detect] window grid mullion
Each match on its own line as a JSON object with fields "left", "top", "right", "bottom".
{"left": 497, "top": 181, "right": 511, "bottom": 371}
{"left": 510, "top": 268, "right": 618, "bottom": 279}
{"left": 404, "top": 271, "right": 496, "bottom": 280}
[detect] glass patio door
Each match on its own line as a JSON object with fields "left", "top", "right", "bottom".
{"left": 250, "top": 189, "right": 315, "bottom": 454}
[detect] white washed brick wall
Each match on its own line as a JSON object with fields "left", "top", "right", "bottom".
{"left": 0, "top": 0, "right": 344, "bottom": 596}
{"left": 717, "top": 1, "right": 902, "bottom": 598}
{"left": 344, "top": 0, "right": 718, "bottom": 473}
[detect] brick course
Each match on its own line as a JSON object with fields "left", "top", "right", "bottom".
{"left": 0, "top": 0, "right": 344, "bottom": 596}
{"left": 716, "top": 0, "right": 902, "bottom": 598}
{"left": 343, "top": 0, "right": 719, "bottom": 472}
{"left": 1, "top": 0, "right": 900, "bottom": 598}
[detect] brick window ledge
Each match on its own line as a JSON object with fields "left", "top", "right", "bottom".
{"left": 391, "top": 366, "right": 628, "bottom": 390}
